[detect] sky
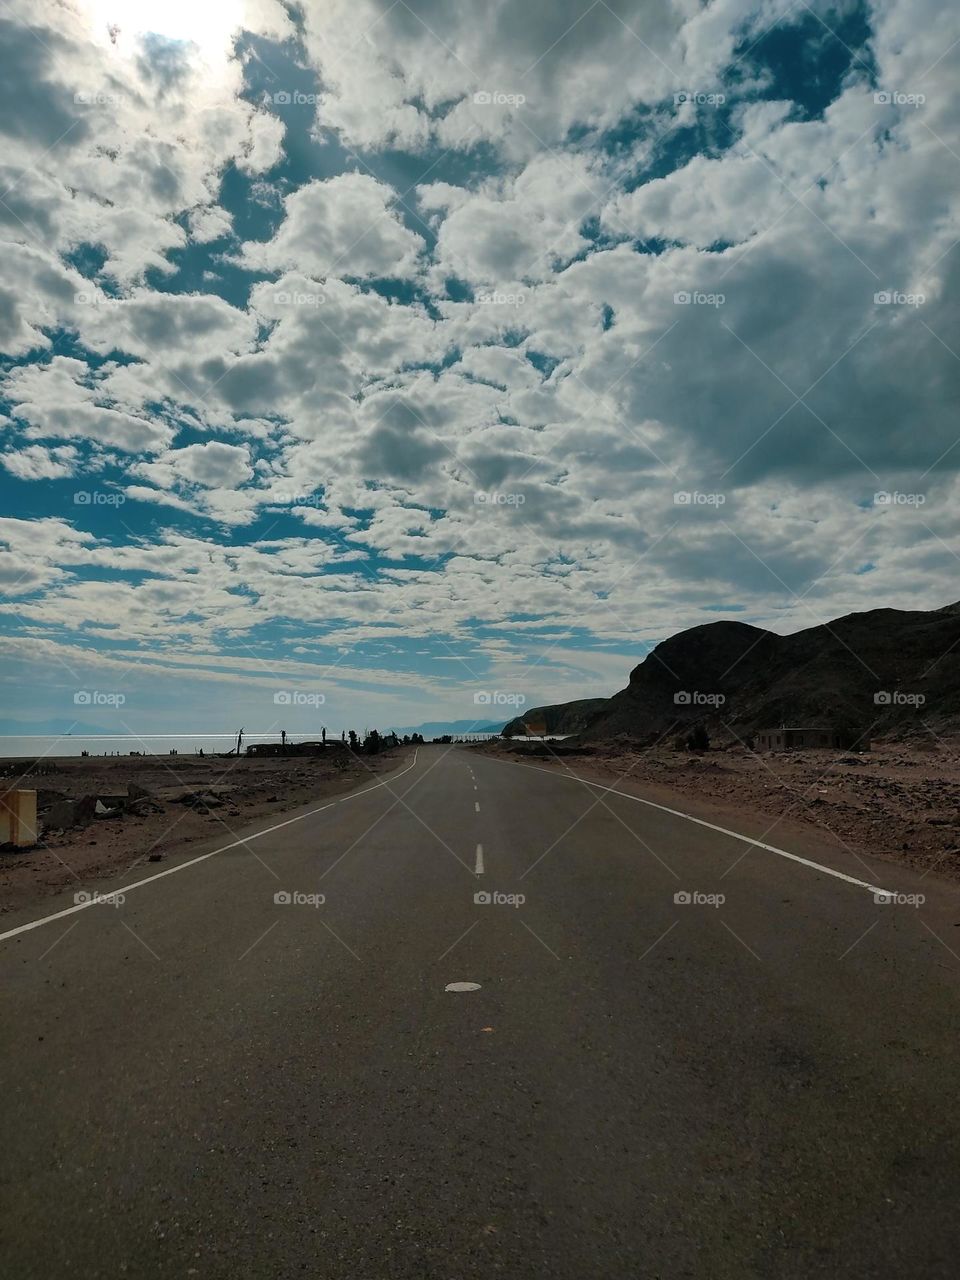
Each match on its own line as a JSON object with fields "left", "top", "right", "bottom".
{"left": 0, "top": 0, "right": 958, "bottom": 736}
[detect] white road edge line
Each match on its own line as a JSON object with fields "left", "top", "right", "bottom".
{"left": 0, "top": 748, "right": 422, "bottom": 945}
{"left": 488, "top": 756, "right": 891, "bottom": 897}
{"left": 475, "top": 843, "right": 484, "bottom": 876}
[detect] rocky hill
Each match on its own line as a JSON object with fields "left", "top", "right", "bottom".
{"left": 501, "top": 698, "right": 608, "bottom": 737}
{"left": 516, "top": 604, "right": 960, "bottom": 744}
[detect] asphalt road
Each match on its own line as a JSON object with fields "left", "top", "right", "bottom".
{"left": 3, "top": 744, "right": 960, "bottom": 1279}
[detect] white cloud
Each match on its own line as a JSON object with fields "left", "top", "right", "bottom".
{"left": 1, "top": 0, "right": 958, "bottom": 719}
{"left": 240, "top": 174, "right": 425, "bottom": 279}
{"left": 188, "top": 205, "right": 234, "bottom": 242}
{"left": 1, "top": 444, "right": 79, "bottom": 480}
{"left": 301, "top": 0, "right": 689, "bottom": 159}
{"left": 136, "top": 441, "right": 254, "bottom": 489}
{"left": 4, "top": 357, "right": 174, "bottom": 453}
{"left": 0, "top": 243, "right": 90, "bottom": 358}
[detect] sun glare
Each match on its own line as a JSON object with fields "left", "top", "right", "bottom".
{"left": 85, "top": 0, "right": 245, "bottom": 58}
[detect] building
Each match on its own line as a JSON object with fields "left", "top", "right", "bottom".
{"left": 755, "top": 727, "right": 868, "bottom": 751}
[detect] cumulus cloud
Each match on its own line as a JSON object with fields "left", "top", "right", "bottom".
{"left": 0, "top": 0, "right": 289, "bottom": 290}
{"left": 425, "top": 154, "right": 599, "bottom": 286}
{"left": 0, "top": 0, "right": 958, "bottom": 725}
{"left": 136, "top": 441, "right": 254, "bottom": 489}
{"left": 301, "top": 0, "right": 686, "bottom": 157}
{"left": 240, "top": 175, "right": 426, "bottom": 279}
{"left": 4, "top": 358, "right": 173, "bottom": 453}
{"left": 1, "top": 444, "right": 79, "bottom": 480}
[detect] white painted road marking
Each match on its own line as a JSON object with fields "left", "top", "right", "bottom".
{"left": 475, "top": 843, "right": 484, "bottom": 875}
{"left": 445, "top": 981, "right": 481, "bottom": 992}
{"left": 475, "top": 801, "right": 480, "bottom": 813}
{"left": 489, "top": 756, "right": 892, "bottom": 897}
{"left": 0, "top": 749, "right": 423, "bottom": 945}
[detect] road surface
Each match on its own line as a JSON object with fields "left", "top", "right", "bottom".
{"left": 2, "top": 744, "right": 960, "bottom": 1278}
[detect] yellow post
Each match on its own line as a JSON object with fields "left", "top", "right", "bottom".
{"left": 0, "top": 789, "right": 37, "bottom": 848}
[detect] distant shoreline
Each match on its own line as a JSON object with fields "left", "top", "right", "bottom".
{"left": 0, "top": 732, "right": 294, "bottom": 739}
{"left": 0, "top": 730, "right": 504, "bottom": 760}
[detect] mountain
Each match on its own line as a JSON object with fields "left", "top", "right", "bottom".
{"left": 501, "top": 698, "right": 609, "bottom": 736}
{"left": 392, "top": 718, "right": 506, "bottom": 738}
{"left": 512, "top": 603, "right": 960, "bottom": 744}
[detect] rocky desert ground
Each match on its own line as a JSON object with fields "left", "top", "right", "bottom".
{"left": 0, "top": 745, "right": 410, "bottom": 915}
{"left": 482, "top": 736, "right": 960, "bottom": 883}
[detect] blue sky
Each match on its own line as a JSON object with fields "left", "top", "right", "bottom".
{"left": 0, "top": 0, "right": 958, "bottom": 735}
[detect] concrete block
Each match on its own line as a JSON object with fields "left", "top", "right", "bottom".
{"left": 1, "top": 789, "right": 38, "bottom": 848}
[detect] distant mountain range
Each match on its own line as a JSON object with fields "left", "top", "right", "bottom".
{"left": 392, "top": 718, "right": 506, "bottom": 738}
{"left": 503, "top": 603, "right": 960, "bottom": 744}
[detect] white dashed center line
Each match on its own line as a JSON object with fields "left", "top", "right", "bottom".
{"left": 475, "top": 843, "right": 484, "bottom": 875}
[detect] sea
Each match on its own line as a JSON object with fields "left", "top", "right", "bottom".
{"left": 0, "top": 731, "right": 504, "bottom": 759}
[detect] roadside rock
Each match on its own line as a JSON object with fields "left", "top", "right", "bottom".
{"left": 176, "top": 791, "right": 224, "bottom": 809}
{"left": 42, "top": 796, "right": 98, "bottom": 831}
{"left": 127, "top": 782, "right": 157, "bottom": 801}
